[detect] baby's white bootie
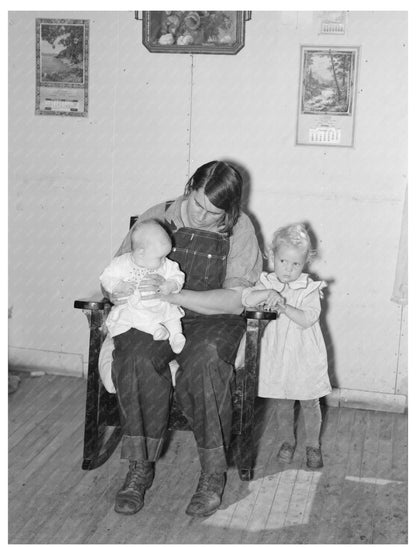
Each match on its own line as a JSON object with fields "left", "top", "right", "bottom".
{"left": 170, "top": 333, "right": 186, "bottom": 354}
{"left": 153, "top": 324, "right": 170, "bottom": 341}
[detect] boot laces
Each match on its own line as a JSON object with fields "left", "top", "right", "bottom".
{"left": 196, "top": 472, "right": 223, "bottom": 494}
{"left": 124, "top": 460, "right": 153, "bottom": 490}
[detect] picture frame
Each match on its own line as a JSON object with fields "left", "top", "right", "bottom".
{"left": 139, "top": 11, "right": 249, "bottom": 55}
{"left": 296, "top": 45, "right": 359, "bottom": 147}
{"left": 35, "top": 18, "right": 89, "bottom": 117}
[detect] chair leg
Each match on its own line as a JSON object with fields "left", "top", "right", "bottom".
{"left": 233, "top": 318, "right": 262, "bottom": 480}
{"left": 81, "top": 308, "right": 122, "bottom": 470}
{"left": 82, "top": 426, "right": 123, "bottom": 470}
{"left": 234, "top": 318, "right": 273, "bottom": 481}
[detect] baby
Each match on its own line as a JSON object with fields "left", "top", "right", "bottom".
{"left": 100, "top": 219, "right": 186, "bottom": 355}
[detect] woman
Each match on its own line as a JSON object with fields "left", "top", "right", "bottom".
{"left": 108, "top": 160, "right": 262, "bottom": 517}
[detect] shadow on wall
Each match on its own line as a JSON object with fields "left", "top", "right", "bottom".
{"left": 224, "top": 158, "right": 267, "bottom": 267}
{"left": 305, "top": 221, "right": 337, "bottom": 390}
{"left": 320, "top": 284, "right": 337, "bottom": 389}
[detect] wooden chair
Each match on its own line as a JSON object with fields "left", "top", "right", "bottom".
{"left": 74, "top": 219, "right": 276, "bottom": 481}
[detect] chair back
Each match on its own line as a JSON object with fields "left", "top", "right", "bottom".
{"left": 129, "top": 216, "right": 138, "bottom": 229}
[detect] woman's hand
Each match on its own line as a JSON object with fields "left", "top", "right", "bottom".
{"left": 138, "top": 274, "right": 175, "bottom": 300}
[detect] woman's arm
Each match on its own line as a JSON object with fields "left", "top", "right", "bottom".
{"left": 139, "top": 274, "right": 244, "bottom": 314}
{"left": 243, "top": 288, "right": 283, "bottom": 309}
{"left": 166, "top": 288, "right": 244, "bottom": 315}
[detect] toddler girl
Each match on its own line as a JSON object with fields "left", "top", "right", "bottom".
{"left": 242, "top": 223, "right": 331, "bottom": 469}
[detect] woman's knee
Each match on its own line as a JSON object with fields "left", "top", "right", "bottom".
{"left": 114, "top": 328, "right": 150, "bottom": 356}
{"left": 176, "top": 340, "right": 234, "bottom": 393}
{"left": 179, "top": 337, "right": 221, "bottom": 367}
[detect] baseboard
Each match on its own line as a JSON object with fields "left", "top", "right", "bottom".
{"left": 8, "top": 348, "right": 408, "bottom": 414}
{"left": 8, "top": 346, "right": 83, "bottom": 378}
{"left": 325, "top": 387, "right": 407, "bottom": 414}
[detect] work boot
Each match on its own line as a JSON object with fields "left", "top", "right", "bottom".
{"left": 114, "top": 460, "right": 154, "bottom": 515}
{"left": 185, "top": 471, "right": 226, "bottom": 517}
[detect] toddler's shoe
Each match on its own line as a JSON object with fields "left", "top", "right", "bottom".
{"left": 306, "top": 446, "right": 323, "bottom": 469}
{"left": 277, "top": 442, "right": 295, "bottom": 463}
{"left": 170, "top": 333, "right": 186, "bottom": 354}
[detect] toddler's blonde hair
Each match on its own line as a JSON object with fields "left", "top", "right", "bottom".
{"left": 270, "top": 223, "right": 315, "bottom": 263}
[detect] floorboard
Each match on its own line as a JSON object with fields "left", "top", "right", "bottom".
{"left": 9, "top": 375, "right": 82, "bottom": 449}
{"left": 8, "top": 375, "right": 408, "bottom": 544}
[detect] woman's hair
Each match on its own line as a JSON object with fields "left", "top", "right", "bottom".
{"left": 270, "top": 223, "right": 315, "bottom": 263}
{"left": 184, "top": 160, "right": 242, "bottom": 235}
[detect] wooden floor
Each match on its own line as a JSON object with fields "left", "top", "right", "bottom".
{"left": 8, "top": 373, "right": 408, "bottom": 544}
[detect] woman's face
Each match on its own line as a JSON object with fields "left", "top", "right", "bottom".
{"left": 186, "top": 187, "right": 225, "bottom": 230}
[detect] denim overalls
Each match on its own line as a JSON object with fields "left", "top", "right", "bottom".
{"left": 112, "top": 211, "right": 246, "bottom": 474}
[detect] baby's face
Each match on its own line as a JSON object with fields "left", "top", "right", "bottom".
{"left": 151, "top": 236, "right": 172, "bottom": 260}
{"left": 273, "top": 244, "right": 306, "bottom": 283}
{"left": 141, "top": 235, "right": 172, "bottom": 269}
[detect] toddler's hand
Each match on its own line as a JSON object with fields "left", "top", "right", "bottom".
{"left": 263, "top": 290, "right": 285, "bottom": 310}
{"left": 275, "top": 295, "right": 287, "bottom": 313}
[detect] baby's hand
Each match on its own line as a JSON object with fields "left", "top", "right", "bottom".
{"left": 113, "top": 280, "right": 135, "bottom": 297}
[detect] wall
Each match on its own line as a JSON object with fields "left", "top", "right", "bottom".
{"left": 8, "top": 11, "right": 408, "bottom": 406}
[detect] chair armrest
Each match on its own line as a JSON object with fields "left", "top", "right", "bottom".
{"left": 74, "top": 298, "right": 112, "bottom": 310}
{"left": 244, "top": 308, "right": 277, "bottom": 321}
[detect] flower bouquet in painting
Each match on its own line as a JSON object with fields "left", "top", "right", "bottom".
{"left": 141, "top": 11, "right": 247, "bottom": 55}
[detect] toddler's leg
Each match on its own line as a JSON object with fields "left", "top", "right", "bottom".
{"left": 301, "top": 398, "right": 324, "bottom": 468}
{"left": 301, "top": 398, "right": 322, "bottom": 448}
{"left": 164, "top": 318, "right": 186, "bottom": 354}
{"left": 276, "top": 399, "right": 296, "bottom": 462}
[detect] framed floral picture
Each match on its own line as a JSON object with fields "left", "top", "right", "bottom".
{"left": 296, "top": 45, "right": 359, "bottom": 147}
{"left": 35, "top": 18, "right": 89, "bottom": 116}
{"left": 138, "top": 11, "right": 249, "bottom": 54}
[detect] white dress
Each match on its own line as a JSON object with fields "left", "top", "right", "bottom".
{"left": 242, "top": 272, "right": 331, "bottom": 400}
